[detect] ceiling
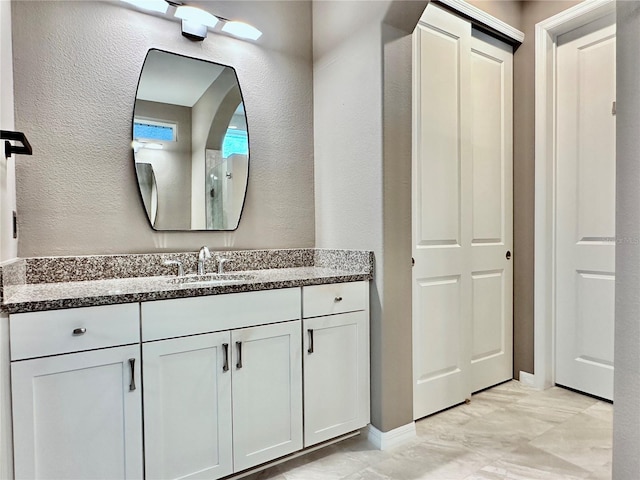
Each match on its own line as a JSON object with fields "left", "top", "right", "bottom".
{"left": 136, "top": 50, "right": 225, "bottom": 107}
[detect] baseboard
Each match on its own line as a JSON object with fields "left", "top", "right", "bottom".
{"left": 519, "top": 371, "right": 535, "bottom": 387}
{"left": 366, "top": 422, "right": 416, "bottom": 450}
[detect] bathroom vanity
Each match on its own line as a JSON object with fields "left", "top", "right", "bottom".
{"left": 2, "top": 249, "right": 372, "bottom": 480}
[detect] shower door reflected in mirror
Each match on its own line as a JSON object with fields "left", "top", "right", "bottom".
{"left": 133, "top": 49, "right": 249, "bottom": 230}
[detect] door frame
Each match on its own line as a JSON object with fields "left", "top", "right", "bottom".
{"left": 533, "top": 0, "right": 616, "bottom": 390}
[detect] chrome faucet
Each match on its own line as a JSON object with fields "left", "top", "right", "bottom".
{"left": 197, "top": 246, "right": 211, "bottom": 275}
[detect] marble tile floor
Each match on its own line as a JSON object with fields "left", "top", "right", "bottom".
{"left": 245, "top": 381, "right": 612, "bottom": 480}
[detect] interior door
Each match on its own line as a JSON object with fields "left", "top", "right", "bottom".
{"left": 412, "top": 4, "right": 513, "bottom": 420}
{"left": 469, "top": 31, "right": 514, "bottom": 393}
{"left": 555, "top": 15, "right": 616, "bottom": 401}
{"left": 412, "top": 4, "right": 473, "bottom": 420}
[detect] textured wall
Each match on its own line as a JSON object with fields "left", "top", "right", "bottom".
{"left": 313, "top": 0, "right": 426, "bottom": 433}
{"left": 614, "top": 2, "right": 640, "bottom": 477}
{"left": 12, "top": 1, "right": 314, "bottom": 256}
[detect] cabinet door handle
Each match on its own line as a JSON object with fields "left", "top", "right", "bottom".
{"left": 72, "top": 327, "right": 86, "bottom": 336}
{"left": 222, "top": 343, "right": 229, "bottom": 372}
{"left": 307, "top": 329, "right": 314, "bottom": 354}
{"left": 236, "top": 341, "right": 243, "bottom": 369}
{"left": 334, "top": 296, "right": 343, "bottom": 302}
{"left": 128, "top": 358, "right": 136, "bottom": 391}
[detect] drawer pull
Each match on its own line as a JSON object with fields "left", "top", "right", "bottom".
{"left": 72, "top": 328, "right": 87, "bottom": 336}
{"left": 128, "top": 358, "right": 136, "bottom": 391}
{"left": 334, "top": 296, "right": 343, "bottom": 302}
{"left": 236, "top": 341, "right": 243, "bottom": 369}
{"left": 307, "top": 329, "right": 314, "bottom": 354}
{"left": 222, "top": 343, "right": 229, "bottom": 372}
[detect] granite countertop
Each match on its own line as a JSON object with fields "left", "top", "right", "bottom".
{"left": 2, "top": 249, "right": 374, "bottom": 314}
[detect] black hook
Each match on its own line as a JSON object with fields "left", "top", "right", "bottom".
{"left": 0, "top": 130, "right": 32, "bottom": 159}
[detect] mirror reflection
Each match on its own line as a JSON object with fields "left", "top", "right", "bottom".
{"left": 133, "top": 49, "right": 249, "bottom": 230}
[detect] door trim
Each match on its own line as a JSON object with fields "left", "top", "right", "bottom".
{"left": 533, "top": 0, "right": 616, "bottom": 390}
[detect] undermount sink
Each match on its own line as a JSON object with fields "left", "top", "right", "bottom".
{"left": 168, "top": 273, "right": 256, "bottom": 286}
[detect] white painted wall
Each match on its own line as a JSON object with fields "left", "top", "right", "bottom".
{"left": 11, "top": 1, "right": 314, "bottom": 256}
{"left": 613, "top": 1, "right": 640, "bottom": 477}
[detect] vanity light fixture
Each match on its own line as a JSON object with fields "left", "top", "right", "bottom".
{"left": 120, "top": 0, "right": 168, "bottom": 14}
{"left": 120, "top": 0, "right": 262, "bottom": 42}
{"left": 221, "top": 21, "right": 262, "bottom": 41}
{"left": 174, "top": 5, "right": 219, "bottom": 40}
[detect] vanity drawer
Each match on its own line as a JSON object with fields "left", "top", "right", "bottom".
{"left": 302, "top": 281, "right": 368, "bottom": 318}
{"left": 9, "top": 303, "right": 140, "bottom": 361}
{"left": 141, "top": 287, "right": 301, "bottom": 341}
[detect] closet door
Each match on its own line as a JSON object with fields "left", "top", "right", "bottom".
{"left": 412, "top": 4, "right": 513, "bottom": 420}
{"left": 412, "top": 4, "right": 473, "bottom": 420}
{"left": 469, "top": 31, "right": 513, "bottom": 394}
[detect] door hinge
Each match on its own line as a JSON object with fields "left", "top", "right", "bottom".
{"left": 612, "top": 101, "right": 616, "bottom": 116}
{"left": 12, "top": 211, "right": 17, "bottom": 239}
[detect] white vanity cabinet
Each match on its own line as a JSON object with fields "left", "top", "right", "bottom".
{"left": 142, "top": 332, "right": 233, "bottom": 480}
{"left": 9, "top": 304, "right": 143, "bottom": 480}
{"left": 8, "top": 280, "right": 370, "bottom": 480}
{"left": 302, "top": 282, "right": 370, "bottom": 447}
{"left": 231, "top": 321, "right": 302, "bottom": 471}
{"left": 141, "top": 288, "right": 302, "bottom": 479}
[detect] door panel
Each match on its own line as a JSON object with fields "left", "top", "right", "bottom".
{"left": 471, "top": 271, "right": 505, "bottom": 361}
{"left": 471, "top": 47, "right": 505, "bottom": 244}
{"left": 416, "top": 7, "right": 466, "bottom": 247}
{"left": 555, "top": 16, "right": 615, "bottom": 401}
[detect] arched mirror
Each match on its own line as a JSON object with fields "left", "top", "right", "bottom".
{"left": 133, "top": 49, "right": 249, "bottom": 230}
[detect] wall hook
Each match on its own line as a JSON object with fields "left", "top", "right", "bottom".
{"left": 0, "top": 130, "right": 32, "bottom": 159}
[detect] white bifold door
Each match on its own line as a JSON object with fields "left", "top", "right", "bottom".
{"left": 555, "top": 15, "right": 616, "bottom": 401}
{"left": 412, "top": 4, "right": 513, "bottom": 420}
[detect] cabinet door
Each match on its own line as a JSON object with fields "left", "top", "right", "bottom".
{"left": 231, "top": 321, "right": 302, "bottom": 471}
{"left": 11, "top": 345, "right": 143, "bottom": 480}
{"left": 143, "top": 332, "right": 232, "bottom": 480}
{"left": 303, "top": 311, "right": 370, "bottom": 447}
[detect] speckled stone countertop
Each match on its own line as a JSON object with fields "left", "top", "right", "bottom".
{"left": 1, "top": 249, "right": 374, "bottom": 314}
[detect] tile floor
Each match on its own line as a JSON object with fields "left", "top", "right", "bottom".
{"left": 246, "top": 381, "right": 613, "bottom": 480}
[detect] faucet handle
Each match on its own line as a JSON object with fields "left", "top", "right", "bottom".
{"left": 216, "top": 256, "right": 229, "bottom": 275}
{"left": 163, "top": 259, "right": 184, "bottom": 277}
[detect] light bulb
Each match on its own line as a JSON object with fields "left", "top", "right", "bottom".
{"left": 221, "top": 21, "right": 262, "bottom": 40}
{"left": 174, "top": 6, "right": 219, "bottom": 28}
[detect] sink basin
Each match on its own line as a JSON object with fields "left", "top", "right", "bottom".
{"left": 168, "top": 273, "right": 256, "bottom": 286}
